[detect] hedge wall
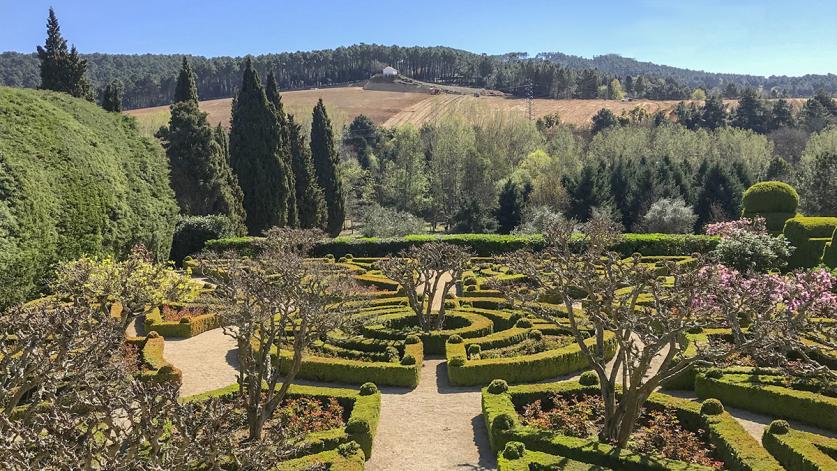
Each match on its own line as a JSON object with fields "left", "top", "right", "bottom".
{"left": 822, "top": 228, "right": 837, "bottom": 268}
{"left": 144, "top": 306, "right": 221, "bottom": 338}
{"left": 483, "top": 380, "right": 783, "bottom": 471}
{"left": 741, "top": 181, "right": 799, "bottom": 233}
{"left": 361, "top": 310, "right": 494, "bottom": 354}
{"left": 783, "top": 216, "right": 837, "bottom": 268}
{"left": 125, "top": 334, "right": 182, "bottom": 384}
{"left": 497, "top": 448, "right": 611, "bottom": 470}
{"left": 204, "top": 233, "right": 719, "bottom": 259}
{"left": 762, "top": 425, "right": 837, "bottom": 471}
{"left": 0, "top": 87, "right": 178, "bottom": 308}
{"left": 274, "top": 447, "right": 365, "bottom": 471}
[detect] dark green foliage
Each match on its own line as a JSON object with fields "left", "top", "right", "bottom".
{"left": 453, "top": 198, "right": 495, "bottom": 234}
{"left": 770, "top": 99, "right": 795, "bottom": 129}
{"left": 783, "top": 216, "right": 837, "bottom": 268}
{"left": 801, "top": 92, "right": 837, "bottom": 132}
{"left": 156, "top": 97, "right": 246, "bottom": 231}
{"left": 497, "top": 180, "right": 524, "bottom": 234}
{"left": 700, "top": 399, "right": 724, "bottom": 415}
{"left": 229, "top": 58, "right": 292, "bottom": 235}
{"left": 695, "top": 163, "right": 744, "bottom": 229}
{"left": 579, "top": 371, "right": 599, "bottom": 386}
{"left": 0, "top": 87, "right": 177, "bottom": 307}
{"left": 101, "top": 79, "right": 122, "bottom": 112}
{"left": 173, "top": 57, "right": 198, "bottom": 104}
{"left": 346, "top": 114, "right": 380, "bottom": 169}
{"left": 742, "top": 181, "right": 799, "bottom": 213}
{"left": 264, "top": 72, "right": 297, "bottom": 227}
{"left": 564, "top": 162, "right": 611, "bottom": 221}
{"left": 701, "top": 94, "right": 727, "bottom": 129}
{"left": 732, "top": 88, "right": 771, "bottom": 133}
{"left": 764, "top": 156, "right": 794, "bottom": 183}
{"left": 591, "top": 108, "right": 618, "bottom": 134}
{"left": 488, "top": 379, "right": 509, "bottom": 394}
{"left": 35, "top": 8, "right": 92, "bottom": 100}
{"left": 311, "top": 99, "right": 345, "bottom": 236}
{"left": 169, "top": 214, "right": 236, "bottom": 265}
{"left": 288, "top": 115, "right": 327, "bottom": 229}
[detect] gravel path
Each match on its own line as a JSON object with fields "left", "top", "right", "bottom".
{"left": 365, "top": 358, "right": 497, "bottom": 471}
{"left": 164, "top": 328, "right": 240, "bottom": 397}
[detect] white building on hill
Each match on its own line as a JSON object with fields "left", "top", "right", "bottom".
{"left": 382, "top": 66, "right": 398, "bottom": 76}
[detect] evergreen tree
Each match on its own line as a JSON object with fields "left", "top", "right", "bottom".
{"left": 576, "top": 69, "right": 599, "bottom": 99}
{"left": 229, "top": 58, "right": 292, "bottom": 234}
{"left": 452, "top": 198, "right": 494, "bottom": 234}
{"left": 694, "top": 163, "right": 743, "bottom": 229}
{"left": 591, "top": 108, "right": 618, "bottom": 134}
{"left": 564, "top": 162, "right": 611, "bottom": 221}
{"left": 101, "top": 80, "right": 122, "bottom": 112}
{"left": 801, "top": 95, "right": 835, "bottom": 133}
{"left": 609, "top": 159, "right": 632, "bottom": 227}
{"left": 311, "top": 99, "right": 346, "bottom": 236}
{"left": 265, "top": 72, "right": 297, "bottom": 227}
{"left": 173, "top": 57, "right": 198, "bottom": 104}
{"left": 765, "top": 155, "right": 794, "bottom": 182}
{"left": 770, "top": 98, "right": 796, "bottom": 129}
{"left": 732, "top": 88, "right": 771, "bottom": 133}
{"left": 288, "top": 114, "right": 327, "bottom": 229}
{"left": 700, "top": 94, "right": 727, "bottom": 130}
{"left": 36, "top": 8, "right": 92, "bottom": 100}
{"left": 496, "top": 180, "right": 523, "bottom": 234}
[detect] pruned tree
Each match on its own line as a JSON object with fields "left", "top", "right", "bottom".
{"left": 379, "top": 242, "right": 472, "bottom": 332}
{"left": 204, "top": 228, "right": 361, "bottom": 441}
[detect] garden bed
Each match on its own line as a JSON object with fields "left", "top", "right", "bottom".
{"left": 762, "top": 421, "right": 837, "bottom": 470}
{"left": 123, "top": 333, "right": 182, "bottom": 383}
{"left": 144, "top": 302, "right": 221, "bottom": 338}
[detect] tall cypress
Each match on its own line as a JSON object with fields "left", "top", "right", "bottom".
{"left": 694, "top": 162, "right": 743, "bottom": 229}
{"left": 101, "top": 80, "right": 122, "bottom": 112}
{"left": 288, "top": 114, "right": 327, "bottom": 229}
{"left": 36, "top": 8, "right": 92, "bottom": 100}
{"left": 310, "top": 99, "right": 345, "bottom": 236}
{"left": 496, "top": 180, "right": 523, "bottom": 234}
{"left": 173, "top": 57, "right": 199, "bottom": 104}
{"left": 156, "top": 58, "right": 246, "bottom": 233}
{"left": 265, "top": 72, "right": 297, "bottom": 227}
{"left": 229, "top": 58, "right": 291, "bottom": 235}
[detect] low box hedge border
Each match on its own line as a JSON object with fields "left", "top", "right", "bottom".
{"left": 361, "top": 310, "right": 494, "bottom": 354}
{"left": 183, "top": 382, "right": 381, "bottom": 461}
{"left": 447, "top": 330, "right": 616, "bottom": 386}
{"left": 483, "top": 380, "right": 783, "bottom": 471}
{"left": 762, "top": 424, "right": 837, "bottom": 471}
{"left": 203, "top": 233, "right": 719, "bottom": 259}
{"left": 498, "top": 447, "right": 612, "bottom": 470}
{"left": 144, "top": 305, "right": 221, "bottom": 338}
{"left": 274, "top": 447, "right": 366, "bottom": 471}
{"left": 273, "top": 340, "right": 425, "bottom": 388}
{"left": 694, "top": 369, "right": 837, "bottom": 433}
{"left": 125, "top": 334, "right": 182, "bottom": 384}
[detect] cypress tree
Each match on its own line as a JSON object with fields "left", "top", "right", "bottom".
{"left": 36, "top": 8, "right": 92, "bottom": 100}
{"left": 265, "top": 72, "right": 297, "bottom": 227}
{"left": 311, "top": 99, "right": 345, "bottom": 236}
{"left": 173, "top": 57, "right": 199, "bottom": 104}
{"left": 496, "top": 180, "right": 523, "bottom": 234}
{"left": 288, "top": 114, "right": 327, "bottom": 229}
{"left": 229, "top": 58, "right": 292, "bottom": 234}
{"left": 694, "top": 163, "right": 743, "bottom": 229}
{"left": 101, "top": 80, "right": 122, "bottom": 112}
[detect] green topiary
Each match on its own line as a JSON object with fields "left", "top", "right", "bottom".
{"left": 767, "top": 419, "right": 790, "bottom": 435}
{"left": 405, "top": 334, "right": 421, "bottom": 345}
{"left": 493, "top": 413, "right": 515, "bottom": 431}
{"left": 502, "top": 441, "right": 525, "bottom": 460}
{"left": 705, "top": 368, "right": 723, "bottom": 379}
{"left": 528, "top": 329, "right": 543, "bottom": 340}
{"left": 467, "top": 344, "right": 482, "bottom": 357}
{"left": 487, "top": 379, "right": 509, "bottom": 394}
{"left": 448, "top": 334, "right": 463, "bottom": 344}
{"left": 448, "top": 356, "right": 465, "bottom": 367}
{"left": 579, "top": 371, "right": 599, "bottom": 386}
{"left": 400, "top": 354, "right": 416, "bottom": 366}
{"left": 515, "top": 318, "right": 533, "bottom": 328}
{"left": 359, "top": 382, "right": 378, "bottom": 396}
{"left": 701, "top": 398, "right": 725, "bottom": 415}
{"left": 346, "top": 417, "right": 370, "bottom": 434}
{"left": 337, "top": 441, "right": 361, "bottom": 458}
{"left": 742, "top": 181, "right": 799, "bottom": 213}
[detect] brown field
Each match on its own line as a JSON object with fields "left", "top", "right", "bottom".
{"left": 127, "top": 86, "right": 805, "bottom": 137}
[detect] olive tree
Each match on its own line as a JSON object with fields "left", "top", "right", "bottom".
{"left": 204, "top": 228, "right": 361, "bottom": 441}
{"left": 379, "top": 242, "right": 472, "bottom": 332}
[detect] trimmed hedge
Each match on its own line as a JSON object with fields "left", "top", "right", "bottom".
{"left": 184, "top": 382, "right": 381, "bottom": 461}
{"left": 274, "top": 447, "right": 365, "bottom": 471}
{"left": 143, "top": 305, "right": 221, "bottom": 338}
{"left": 203, "top": 233, "right": 719, "bottom": 259}
{"left": 447, "top": 330, "right": 617, "bottom": 386}
{"left": 822, "top": 227, "right": 837, "bottom": 268}
{"left": 169, "top": 214, "right": 237, "bottom": 265}
{"left": 498, "top": 448, "right": 611, "bottom": 470}
{"left": 125, "top": 334, "right": 182, "bottom": 384}
{"left": 762, "top": 424, "right": 837, "bottom": 471}
{"left": 483, "top": 380, "right": 783, "bottom": 471}
{"left": 694, "top": 369, "right": 837, "bottom": 432}
{"left": 741, "top": 181, "right": 799, "bottom": 232}
{"left": 783, "top": 216, "right": 837, "bottom": 268}
{"left": 361, "top": 310, "right": 494, "bottom": 354}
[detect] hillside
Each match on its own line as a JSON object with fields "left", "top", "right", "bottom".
{"left": 0, "top": 87, "right": 177, "bottom": 307}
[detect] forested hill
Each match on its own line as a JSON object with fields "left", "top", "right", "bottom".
{"left": 2, "top": 44, "right": 836, "bottom": 109}
{"left": 536, "top": 51, "right": 837, "bottom": 96}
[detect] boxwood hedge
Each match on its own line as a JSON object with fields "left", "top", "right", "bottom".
{"left": 762, "top": 423, "right": 837, "bottom": 471}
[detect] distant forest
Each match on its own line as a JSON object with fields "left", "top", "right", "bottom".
{"left": 2, "top": 44, "right": 836, "bottom": 109}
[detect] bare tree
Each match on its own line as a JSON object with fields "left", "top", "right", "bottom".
{"left": 204, "top": 228, "right": 361, "bottom": 441}
{"left": 379, "top": 242, "right": 472, "bottom": 332}
{"left": 504, "top": 218, "right": 725, "bottom": 447}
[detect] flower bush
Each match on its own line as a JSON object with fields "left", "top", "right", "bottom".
{"left": 705, "top": 216, "right": 766, "bottom": 237}
{"left": 712, "top": 230, "right": 793, "bottom": 272}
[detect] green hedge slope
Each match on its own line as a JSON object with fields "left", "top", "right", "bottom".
{"left": 0, "top": 87, "right": 177, "bottom": 307}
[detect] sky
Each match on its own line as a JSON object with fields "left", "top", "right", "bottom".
{"left": 1, "top": 0, "right": 836, "bottom": 77}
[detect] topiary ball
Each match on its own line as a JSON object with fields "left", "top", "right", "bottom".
{"left": 448, "top": 356, "right": 465, "bottom": 367}
{"left": 515, "top": 318, "right": 533, "bottom": 328}
{"left": 405, "top": 334, "right": 421, "bottom": 345}
{"left": 338, "top": 256, "right": 348, "bottom": 263}
{"left": 579, "top": 371, "right": 599, "bottom": 386}
{"left": 346, "top": 418, "right": 370, "bottom": 434}
{"left": 359, "top": 382, "right": 378, "bottom": 396}
{"left": 742, "top": 181, "right": 799, "bottom": 213}
{"left": 701, "top": 398, "right": 724, "bottom": 415}
{"left": 146, "top": 331, "right": 161, "bottom": 339}
{"left": 493, "top": 413, "right": 515, "bottom": 431}
{"left": 338, "top": 441, "right": 361, "bottom": 457}
{"left": 487, "top": 379, "right": 509, "bottom": 394}
{"left": 467, "top": 344, "right": 482, "bottom": 356}
{"left": 528, "top": 329, "right": 543, "bottom": 341}
{"left": 768, "top": 420, "right": 790, "bottom": 435}
{"left": 503, "top": 441, "right": 525, "bottom": 460}
{"left": 704, "top": 368, "right": 723, "bottom": 380}
{"left": 463, "top": 276, "right": 478, "bottom": 286}
{"left": 448, "top": 334, "right": 463, "bottom": 344}
{"left": 400, "top": 354, "right": 417, "bottom": 366}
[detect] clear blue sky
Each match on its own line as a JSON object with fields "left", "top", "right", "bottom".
{"left": 1, "top": 0, "right": 836, "bottom": 77}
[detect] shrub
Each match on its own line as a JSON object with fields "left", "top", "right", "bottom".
{"left": 528, "top": 329, "right": 543, "bottom": 341}
{"left": 0, "top": 88, "right": 178, "bottom": 308}
{"left": 405, "top": 334, "right": 421, "bottom": 345}
{"left": 467, "top": 344, "right": 482, "bottom": 357}
{"left": 513, "top": 206, "right": 565, "bottom": 235}
{"left": 359, "top": 382, "right": 378, "bottom": 396}
{"left": 400, "top": 354, "right": 416, "bottom": 366}
{"left": 448, "top": 356, "right": 465, "bottom": 367}
{"left": 360, "top": 204, "right": 426, "bottom": 238}
{"left": 503, "top": 441, "right": 526, "bottom": 460}
{"left": 448, "top": 334, "right": 463, "bottom": 344}
{"left": 488, "top": 379, "right": 509, "bottom": 394}
{"left": 337, "top": 441, "right": 361, "bottom": 458}
{"left": 493, "top": 413, "right": 515, "bottom": 431}
{"left": 643, "top": 198, "right": 698, "bottom": 234}
{"left": 169, "top": 214, "right": 238, "bottom": 265}
{"left": 768, "top": 420, "right": 790, "bottom": 435}
{"left": 712, "top": 231, "right": 793, "bottom": 272}
{"left": 783, "top": 216, "right": 837, "bottom": 268}
{"left": 741, "top": 181, "right": 799, "bottom": 232}
{"left": 700, "top": 398, "right": 725, "bottom": 415}
{"left": 515, "top": 318, "right": 532, "bottom": 328}
{"left": 579, "top": 371, "right": 599, "bottom": 386}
